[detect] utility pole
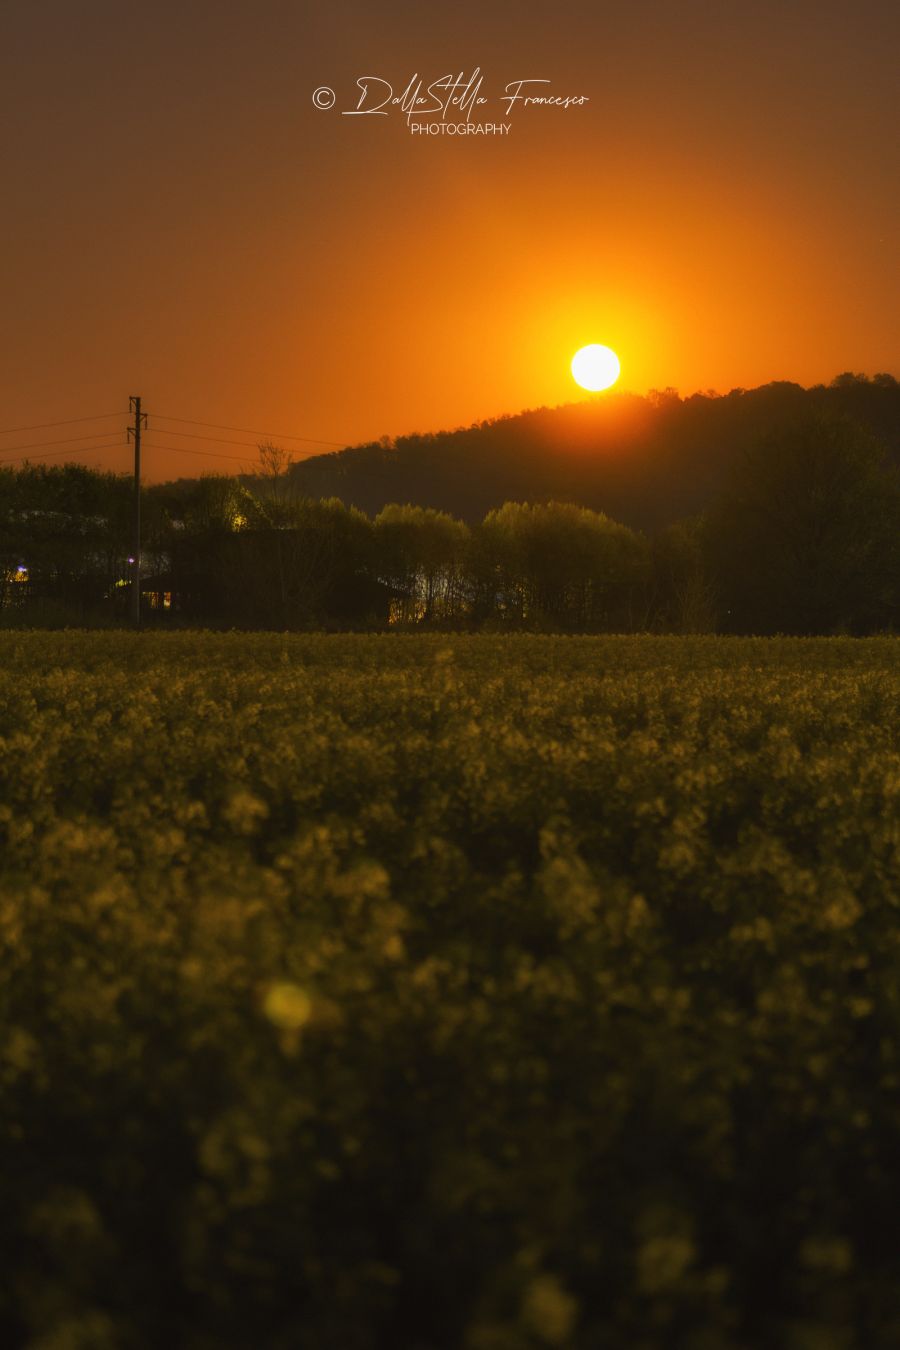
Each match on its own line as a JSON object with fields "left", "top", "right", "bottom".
{"left": 127, "top": 396, "right": 147, "bottom": 626}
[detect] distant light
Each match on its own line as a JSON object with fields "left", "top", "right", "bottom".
{"left": 127, "top": 556, "right": 135, "bottom": 564}
{"left": 16, "top": 565, "right": 26, "bottom": 574}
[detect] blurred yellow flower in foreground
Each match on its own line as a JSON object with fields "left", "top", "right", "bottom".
{"left": 263, "top": 983, "right": 313, "bottom": 1031}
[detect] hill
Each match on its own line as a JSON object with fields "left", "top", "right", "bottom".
{"left": 287, "top": 375, "right": 900, "bottom": 531}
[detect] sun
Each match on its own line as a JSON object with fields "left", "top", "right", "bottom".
{"left": 571, "top": 344, "right": 621, "bottom": 392}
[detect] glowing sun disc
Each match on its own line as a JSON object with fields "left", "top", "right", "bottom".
{"left": 571, "top": 344, "right": 621, "bottom": 392}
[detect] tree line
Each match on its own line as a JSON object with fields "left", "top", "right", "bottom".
{"left": 288, "top": 374, "right": 900, "bottom": 530}
{"left": 1, "top": 412, "right": 898, "bottom": 635}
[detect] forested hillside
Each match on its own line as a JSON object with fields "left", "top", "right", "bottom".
{"left": 288, "top": 376, "right": 900, "bottom": 529}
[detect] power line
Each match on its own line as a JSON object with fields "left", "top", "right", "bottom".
{"left": 0, "top": 439, "right": 318, "bottom": 470}
{"left": 144, "top": 434, "right": 325, "bottom": 464}
{"left": 0, "top": 429, "right": 134, "bottom": 455}
{"left": 0, "top": 441, "right": 128, "bottom": 466}
{"left": 149, "top": 427, "right": 271, "bottom": 450}
{"left": 141, "top": 442, "right": 350, "bottom": 475}
{"left": 152, "top": 413, "right": 347, "bottom": 447}
{"left": 0, "top": 412, "right": 123, "bottom": 437}
{"left": 141, "top": 442, "right": 256, "bottom": 464}
{"left": 150, "top": 426, "right": 337, "bottom": 455}
{"left": 0, "top": 410, "right": 351, "bottom": 451}
{"left": 144, "top": 442, "right": 316, "bottom": 466}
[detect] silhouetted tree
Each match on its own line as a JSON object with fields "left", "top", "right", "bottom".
{"left": 650, "top": 517, "right": 717, "bottom": 633}
{"left": 286, "top": 377, "right": 900, "bottom": 531}
{"left": 2, "top": 377, "right": 899, "bottom": 634}
{"left": 254, "top": 442, "right": 298, "bottom": 528}
{"left": 707, "top": 413, "right": 900, "bottom": 633}
{"left": 374, "top": 505, "right": 470, "bottom": 624}
{"left": 170, "top": 494, "right": 376, "bottom": 629}
{"left": 0, "top": 463, "right": 130, "bottom": 622}
{"left": 474, "top": 501, "right": 649, "bottom": 631}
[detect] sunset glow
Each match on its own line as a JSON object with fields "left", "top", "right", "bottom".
{"left": 0, "top": 2, "right": 894, "bottom": 478}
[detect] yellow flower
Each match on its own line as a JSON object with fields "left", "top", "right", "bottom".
{"left": 263, "top": 982, "right": 312, "bottom": 1030}
{"left": 521, "top": 1274, "right": 578, "bottom": 1346}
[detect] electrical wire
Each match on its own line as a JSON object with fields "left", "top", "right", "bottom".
{"left": 0, "top": 442, "right": 129, "bottom": 466}
{"left": 143, "top": 440, "right": 326, "bottom": 465}
{"left": 148, "top": 427, "right": 274, "bottom": 450}
{"left": 149, "top": 426, "right": 342, "bottom": 456}
{"left": 0, "top": 413, "right": 123, "bottom": 437}
{"left": 0, "top": 410, "right": 351, "bottom": 454}
{"left": 0, "top": 407, "right": 356, "bottom": 481}
{"left": 151, "top": 413, "right": 347, "bottom": 447}
{"left": 140, "top": 442, "right": 255, "bottom": 465}
{"left": 0, "top": 429, "right": 133, "bottom": 455}
{"left": 0, "top": 439, "right": 322, "bottom": 470}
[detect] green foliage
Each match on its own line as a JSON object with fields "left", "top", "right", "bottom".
{"left": 475, "top": 502, "right": 650, "bottom": 630}
{"left": 0, "top": 633, "right": 898, "bottom": 1347}
{"left": 374, "top": 505, "right": 470, "bottom": 624}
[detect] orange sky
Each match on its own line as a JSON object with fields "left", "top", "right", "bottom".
{"left": 0, "top": 0, "right": 897, "bottom": 481}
